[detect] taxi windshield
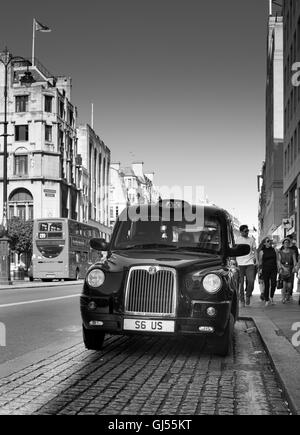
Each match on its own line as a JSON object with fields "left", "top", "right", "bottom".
{"left": 112, "top": 216, "right": 221, "bottom": 253}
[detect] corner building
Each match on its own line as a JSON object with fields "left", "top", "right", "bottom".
{"left": 0, "top": 54, "right": 79, "bottom": 221}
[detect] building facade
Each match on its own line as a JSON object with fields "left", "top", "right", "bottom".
{"left": 258, "top": 12, "right": 286, "bottom": 244}
{"left": 109, "top": 161, "right": 159, "bottom": 228}
{"left": 77, "top": 124, "right": 111, "bottom": 239}
{"left": 0, "top": 53, "right": 79, "bottom": 222}
{"left": 283, "top": 0, "right": 300, "bottom": 244}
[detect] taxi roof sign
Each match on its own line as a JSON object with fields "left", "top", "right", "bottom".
{"left": 157, "top": 199, "right": 191, "bottom": 208}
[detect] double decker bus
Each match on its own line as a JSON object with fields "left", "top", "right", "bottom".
{"left": 31, "top": 218, "right": 101, "bottom": 281}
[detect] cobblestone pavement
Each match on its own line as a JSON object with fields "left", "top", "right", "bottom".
{"left": 0, "top": 320, "right": 291, "bottom": 415}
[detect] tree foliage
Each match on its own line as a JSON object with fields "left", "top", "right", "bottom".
{"left": 7, "top": 217, "right": 33, "bottom": 258}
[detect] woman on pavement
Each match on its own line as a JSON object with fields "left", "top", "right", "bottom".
{"left": 258, "top": 237, "right": 278, "bottom": 306}
{"left": 278, "top": 237, "right": 297, "bottom": 303}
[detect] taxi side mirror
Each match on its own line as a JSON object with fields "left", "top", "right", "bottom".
{"left": 90, "top": 238, "right": 109, "bottom": 251}
{"left": 227, "top": 244, "right": 250, "bottom": 257}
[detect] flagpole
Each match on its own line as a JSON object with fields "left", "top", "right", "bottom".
{"left": 32, "top": 18, "right": 35, "bottom": 66}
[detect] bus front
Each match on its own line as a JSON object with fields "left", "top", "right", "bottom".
{"left": 32, "top": 219, "right": 68, "bottom": 281}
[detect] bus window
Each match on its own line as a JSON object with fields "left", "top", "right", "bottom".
{"left": 49, "top": 223, "right": 62, "bottom": 232}
{"left": 36, "top": 241, "right": 65, "bottom": 258}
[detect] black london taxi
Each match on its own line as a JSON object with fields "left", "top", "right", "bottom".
{"left": 80, "top": 200, "right": 249, "bottom": 356}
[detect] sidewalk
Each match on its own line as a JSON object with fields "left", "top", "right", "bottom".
{"left": 0, "top": 279, "right": 83, "bottom": 290}
{"left": 239, "top": 282, "right": 300, "bottom": 415}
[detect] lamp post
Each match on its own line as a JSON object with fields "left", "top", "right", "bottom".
{"left": 0, "top": 48, "right": 35, "bottom": 284}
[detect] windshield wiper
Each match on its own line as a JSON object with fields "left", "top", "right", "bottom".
{"left": 174, "top": 246, "right": 217, "bottom": 254}
{"left": 115, "top": 243, "right": 176, "bottom": 250}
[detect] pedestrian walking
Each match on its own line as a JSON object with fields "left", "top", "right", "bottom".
{"left": 280, "top": 235, "right": 299, "bottom": 299}
{"left": 236, "top": 225, "right": 258, "bottom": 307}
{"left": 257, "top": 238, "right": 268, "bottom": 301}
{"left": 258, "top": 237, "right": 278, "bottom": 306}
{"left": 257, "top": 239, "right": 265, "bottom": 301}
{"left": 278, "top": 237, "right": 297, "bottom": 303}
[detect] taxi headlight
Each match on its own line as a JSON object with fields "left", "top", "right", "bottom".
{"left": 87, "top": 269, "right": 105, "bottom": 288}
{"left": 202, "top": 273, "right": 222, "bottom": 293}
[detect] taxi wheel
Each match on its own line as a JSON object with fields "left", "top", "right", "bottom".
{"left": 210, "top": 313, "right": 234, "bottom": 357}
{"left": 82, "top": 325, "right": 105, "bottom": 350}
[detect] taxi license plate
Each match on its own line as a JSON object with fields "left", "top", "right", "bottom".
{"left": 124, "top": 319, "right": 175, "bottom": 332}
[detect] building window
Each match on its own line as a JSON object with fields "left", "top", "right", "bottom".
{"left": 17, "top": 206, "right": 26, "bottom": 220}
{"left": 14, "top": 155, "right": 28, "bottom": 176}
{"left": 44, "top": 96, "right": 53, "bottom": 113}
{"left": 289, "top": 185, "right": 297, "bottom": 215}
{"left": 59, "top": 99, "right": 64, "bottom": 118}
{"left": 284, "top": 150, "right": 287, "bottom": 175}
{"left": 68, "top": 107, "right": 74, "bottom": 126}
{"left": 28, "top": 205, "right": 33, "bottom": 220}
{"left": 8, "top": 188, "right": 33, "bottom": 221}
{"left": 45, "top": 125, "right": 52, "bottom": 142}
{"left": 15, "top": 125, "right": 29, "bottom": 141}
{"left": 9, "top": 206, "right": 14, "bottom": 219}
{"left": 15, "top": 95, "right": 28, "bottom": 112}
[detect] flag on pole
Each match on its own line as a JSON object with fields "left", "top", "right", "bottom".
{"left": 32, "top": 18, "right": 51, "bottom": 65}
{"left": 35, "top": 19, "right": 51, "bottom": 32}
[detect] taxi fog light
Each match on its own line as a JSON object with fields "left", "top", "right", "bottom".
{"left": 88, "top": 301, "right": 97, "bottom": 310}
{"left": 206, "top": 307, "right": 216, "bottom": 317}
{"left": 198, "top": 326, "right": 214, "bottom": 333}
{"left": 89, "top": 320, "right": 104, "bottom": 326}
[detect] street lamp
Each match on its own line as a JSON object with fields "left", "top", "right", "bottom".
{"left": 0, "top": 48, "right": 35, "bottom": 284}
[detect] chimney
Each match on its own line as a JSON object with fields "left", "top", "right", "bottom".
{"left": 145, "top": 172, "right": 154, "bottom": 183}
{"left": 111, "top": 162, "right": 121, "bottom": 172}
{"left": 132, "top": 162, "right": 144, "bottom": 177}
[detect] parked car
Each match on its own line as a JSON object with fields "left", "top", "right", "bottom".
{"left": 80, "top": 200, "right": 249, "bottom": 356}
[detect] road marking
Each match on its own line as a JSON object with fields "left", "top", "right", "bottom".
{"left": 0, "top": 294, "right": 81, "bottom": 308}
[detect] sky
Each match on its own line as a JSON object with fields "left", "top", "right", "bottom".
{"left": 0, "top": 0, "right": 278, "bottom": 228}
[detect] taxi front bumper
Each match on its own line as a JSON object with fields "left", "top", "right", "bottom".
{"left": 81, "top": 298, "right": 232, "bottom": 337}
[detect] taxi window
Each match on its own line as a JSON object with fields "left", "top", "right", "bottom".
{"left": 113, "top": 216, "right": 221, "bottom": 252}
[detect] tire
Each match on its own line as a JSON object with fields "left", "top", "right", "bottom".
{"left": 29, "top": 277, "right": 34, "bottom": 282}
{"left": 209, "top": 313, "right": 234, "bottom": 357}
{"left": 82, "top": 325, "right": 105, "bottom": 350}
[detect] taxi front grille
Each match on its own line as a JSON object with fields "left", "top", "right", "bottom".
{"left": 124, "top": 266, "right": 177, "bottom": 316}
